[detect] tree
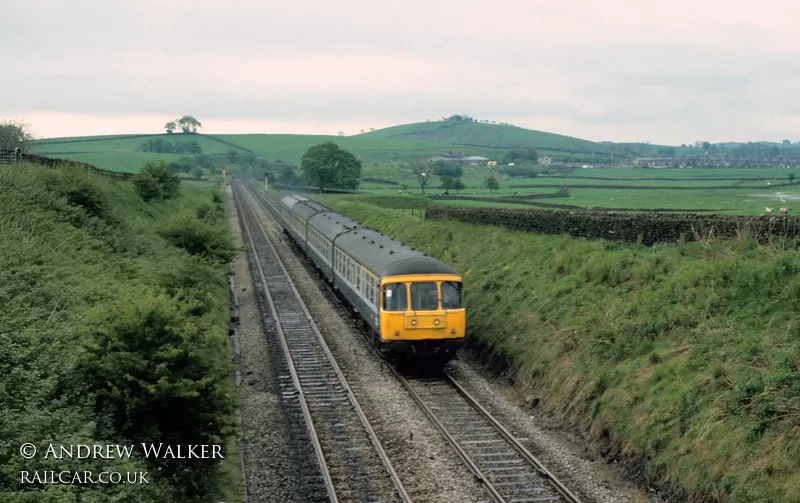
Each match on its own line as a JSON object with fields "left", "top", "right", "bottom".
{"left": 789, "top": 172, "right": 796, "bottom": 183}
{"left": 279, "top": 165, "right": 302, "bottom": 186}
{"left": 300, "top": 142, "right": 362, "bottom": 192}
{"left": 0, "top": 119, "right": 34, "bottom": 153}
{"left": 769, "top": 146, "right": 781, "bottom": 158}
{"left": 452, "top": 178, "right": 465, "bottom": 194}
{"left": 440, "top": 176, "right": 455, "bottom": 192}
{"left": 410, "top": 163, "right": 429, "bottom": 194}
{"left": 177, "top": 115, "right": 202, "bottom": 133}
{"left": 433, "top": 161, "right": 463, "bottom": 177}
{"left": 485, "top": 176, "right": 499, "bottom": 192}
{"left": 702, "top": 141, "right": 711, "bottom": 150}
{"left": 164, "top": 121, "right": 177, "bottom": 134}
{"left": 133, "top": 161, "right": 181, "bottom": 202}
{"left": 783, "top": 139, "right": 791, "bottom": 145}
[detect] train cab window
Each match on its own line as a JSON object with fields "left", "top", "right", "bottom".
{"left": 441, "top": 281, "right": 462, "bottom": 309}
{"left": 383, "top": 284, "right": 407, "bottom": 311}
{"left": 410, "top": 282, "right": 439, "bottom": 311}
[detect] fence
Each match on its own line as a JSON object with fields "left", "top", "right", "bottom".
{"left": 0, "top": 148, "right": 21, "bottom": 165}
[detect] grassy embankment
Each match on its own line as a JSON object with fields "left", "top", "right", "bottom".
{"left": 320, "top": 198, "right": 800, "bottom": 502}
{"left": 0, "top": 164, "right": 240, "bottom": 502}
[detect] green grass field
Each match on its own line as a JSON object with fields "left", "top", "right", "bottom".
{"left": 29, "top": 127, "right": 800, "bottom": 216}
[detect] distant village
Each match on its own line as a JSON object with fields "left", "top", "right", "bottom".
{"left": 428, "top": 151, "right": 800, "bottom": 169}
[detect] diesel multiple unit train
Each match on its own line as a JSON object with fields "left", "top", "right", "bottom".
{"left": 279, "top": 195, "right": 465, "bottom": 362}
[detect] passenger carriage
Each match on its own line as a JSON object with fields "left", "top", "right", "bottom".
{"left": 280, "top": 195, "right": 465, "bottom": 361}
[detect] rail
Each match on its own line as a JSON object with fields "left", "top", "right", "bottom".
{"left": 232, "top": 181, "right": 411, "bottom": 503}
{"left": 241, "top": 179, "right": 583, "bottom": 503}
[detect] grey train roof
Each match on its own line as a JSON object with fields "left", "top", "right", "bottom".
{"left": 283, "top": 196, "right": 458, "bottom": 278}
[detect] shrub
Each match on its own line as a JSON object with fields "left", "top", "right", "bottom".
{"left": 158, "top": 212, "right": 235, "bottom": 263}
{"left": 42, "top": 166, "right": 112, "bottom": 221}
{"left": 79, "top": 289, "right": 236, "bottom": 497}
{"left": 133, "top": 161, "right": 181, "bottom": 202}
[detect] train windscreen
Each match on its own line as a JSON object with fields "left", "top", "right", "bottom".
{"left": 383, "top": 284, "right": 407, "bottom": 311}
{"left": 441, "top": 281, "right": 462, "bottom": 309}
{"left": 410, "top": 282, "right": 438, "bottom": 311}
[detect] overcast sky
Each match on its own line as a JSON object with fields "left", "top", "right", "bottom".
{"left": 2, "top": 0, "right": 799, "bottom": 144}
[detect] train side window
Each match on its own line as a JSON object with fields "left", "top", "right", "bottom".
{"left": 383, "top": 284, "right": 407, "bottom": 311}
{"left": 410, "top": 282, "right": 439, "bottom": 311}
{"left": 441, "top": 281, "right": 462, "bottom": 309}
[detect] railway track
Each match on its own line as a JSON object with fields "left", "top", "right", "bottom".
{"left": 233, "top": 182, "right": 411, "bottom": 503}
{"left": 240, "top": 179, "right": 583, "bottom": 503}
{"left": 394, "top": 371, "right": 582, "bottom": 503}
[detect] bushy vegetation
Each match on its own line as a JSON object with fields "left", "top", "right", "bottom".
{"left": 323, "top": 200, "right": 800, "bottom": 503}
{"left": 0, "top": 164, "right": 239, "bottom": 502}
{"left": 133, "top": 160, "right": 181, "bottom": 201}
{"left": 301, "top": 141, "right": 362, "bottom": 192}
{"left": 138, "top": 138, "right": 202, "bottom": 154}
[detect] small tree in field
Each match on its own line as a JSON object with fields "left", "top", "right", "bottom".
{"left": 452, "top": 178, "right": 465, "bottom": 194}
{"left": 411, "top": 163, "right": 429, "bottom": 194}
{"left": 440, "top": 176, "right": 455, "bottom": 192}
{"left": 485, "top": 176, "right": 499, "bottom": 192}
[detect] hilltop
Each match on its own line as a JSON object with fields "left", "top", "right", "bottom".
{"left": 361, "top": 118, "right": 630, "bottom": 158}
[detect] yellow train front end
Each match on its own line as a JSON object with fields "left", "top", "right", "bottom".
{"left": 378, "top": 274, "right": 465, "bottom": 361}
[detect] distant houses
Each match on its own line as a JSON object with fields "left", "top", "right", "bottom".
{"left": 428, "top": 153, "right": 490, "bottom": 165}
{"left": 634, "top": 156, "right": 800, "bottom": 168}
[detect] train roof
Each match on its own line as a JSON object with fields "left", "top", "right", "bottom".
{"left": 280, "top": 195, "right": 309, "bottom": 208}
{"left": 293, "top": 199, "right": 457, "bottom": 278}
{"left": 283, "top": 197, "right": 330, "bottom": 221}
{"left": 336, "top": 228, "right": 458, "bottom": 277}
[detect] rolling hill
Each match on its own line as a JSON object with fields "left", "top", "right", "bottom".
{"left": 361, "top": 119, "right": 630, "bottom": 157}
{"left": 28, "top": 120, "right": 635, "bottom": 173}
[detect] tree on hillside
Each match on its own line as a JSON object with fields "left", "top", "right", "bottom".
{"left": 485, "top": 176, "right": 499, "bottom": 192}
{"left": 411, "top": 163, "right": 429, "bottom": 194}
{"left": 789, "top": 172, "right": 795, "bottom": 184}
{"left": 0, "top": 119, "right": 34, "bottom": 153}
{"left": 178, "top": 115, "right": 202, "bottom": 133}
{"left": 301, "top": 142, "right": 362, "bottom": 192}
{"left": 165, "top": 121, "right": 177, "bottom": 134}
{"left": 783, "top": 139, "right": 791, "bottom": 145}
{"left": 452, "top": 178, "right": 465, "bottom": 194}
{"left": 133, "top": 161, "right": 181, "bottom": 202}
{"left": 433, "top": 161, "right": 463, "bottom": 177}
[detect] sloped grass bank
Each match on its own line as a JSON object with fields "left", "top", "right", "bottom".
{"left": 0, "top": 164, "right": 239, "bottom": 502}
{"left": 322, "top": 199, "right": 800, "bottom": 503}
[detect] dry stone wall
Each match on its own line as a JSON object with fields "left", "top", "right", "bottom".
{"left": 425, "top": 204, "right": 800, "bottom": 245}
